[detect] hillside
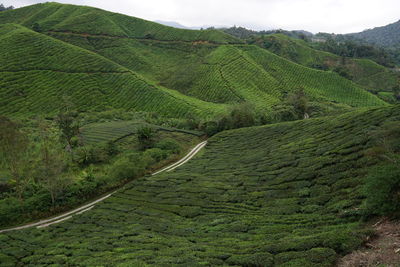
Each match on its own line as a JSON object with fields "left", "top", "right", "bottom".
{"left": 0, "top": 23, "right": 226, "bottom": 118}
{"left": 0, "top": 2, "right": 389, "bottom": 120}
{"left": 46, "top": 26, "right": 386, "bottom": 108}
{"left": 349, "top": 20, "right": 400, "bottom": 48}
{"left": 1, "top": 105, "right": 399, "bottom": 266}
{"left": 250, "top": 34, "right": 399, "bottom": 95}
{"left": 0, "top": 2, "right": 239, "bottom": 44}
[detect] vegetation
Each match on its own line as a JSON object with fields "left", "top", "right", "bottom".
{"left": 249, "top": 34, "right": 400, "bottom": 98}
{"left": 0, "top": 3, "right": 389, "bottom": 123}
{"left": 348, "top": 19, "right": 400, "bottom": 49}
{"left": 0, "top": 3, "right": 399, "bottom": 266}
{"left": 0, "top": 2, "right": 239, "bottom": 44}
{"left": 0, "top": 112, "right": 202, "bottom": 228}
{"left": 0, "top": 3, "right": 13, "bottom": 11}
{"left": 0, "top": 23, "right": 225, "bottom": 119}
{"left": 0, "top": 105, "right": 399, "bottom": 266}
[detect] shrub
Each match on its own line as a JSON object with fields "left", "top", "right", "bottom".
{"left": 74, "top": 142, "right": 118, "bottom": 166}
{"left": 362, "top": 163, "right": 400, "bottom": 217}
{"left": 108, "top": 153, "right": 147, "bottom": 181}
{"left": 0, "top": 197, "right": 23, "bottom": 227}
{"left": 143, "top": 148, "right": 168, "bottom": 163}
{"left": 226, "top": 253, "right": 273, "bottom": 266}
{"left": 155, "top": 139, "right": 181, "bottom": 154}
{"left": 137, "top": 127, "right": 155, "bottom": 150}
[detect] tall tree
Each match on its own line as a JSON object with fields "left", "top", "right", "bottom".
{"left": 0, "top": 116, "right": 31, "bottom": 199}
{"left": 36, "top": 121, "right": 70, "bottom": 206}
{"left": 55, "top": 96, "right": 80, "bottom": 152}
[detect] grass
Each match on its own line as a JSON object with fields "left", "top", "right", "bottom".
{"left": 1, "top": 105, "right": 399, "bottom": 266}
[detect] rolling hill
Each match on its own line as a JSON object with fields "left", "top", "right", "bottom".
{"left": 1, "top": 105, "right": 399, "bottom": 266}
{"left": 0, "top": 2, "right": 239, "bottom": 44}
{"left": 0, "top": 2, "right": 388, "bottom": 120}
{"left": 250, "top": 34, "right": 399, "bottom": 95}
{"left": 0, "top": 23, "right": 226, "bottom": 118}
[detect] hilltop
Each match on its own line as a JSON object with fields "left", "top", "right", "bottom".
{"left": 349, "top": 20, "right": 400, "bottom": 48}
{"left": 0, "top": 2, "right": 239, "bottom": 44}
{"left": 1, "top": 105, "right": 399, "bottom": 266}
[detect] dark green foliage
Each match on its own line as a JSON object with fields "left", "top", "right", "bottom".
{"left": 363, "top": 164, "right": 400, "bottom": 217}
{"left": 0, "top": 4, "right": 13, "bottom": 12}
{"left": 155, "top": 138, "right": 181, "bottom": 154}
{"left": 0, "top": 116, "right": 31, "bottom": 199}
{"left": 137, "top": 126, "right": 155, "bottom": 150}
{"left": 254, "top": 34, "right": 399, "bottom": 96}
{"left": 316, "top": 37, "right": 395, "bottom": 67}
{"left": 108, "top": 153, "right": 147, "bottom": 181}
{"left": 349, "top": 19, "right": 400, "bottom": 49}
{"left": 226, "top": 252, "right": 274, "bottom": 266}
{"left": 73, "top": 144, "right": 111, "bottom": 166}
{"left": 333, "top": 66, "right": 353, "bottom": 80}
{"left": 55, "top": 97, "right": 80, "bottom": 149}
{"left": 287, "top": 88, "right": 309, "bottom": 118}
{"left": 1, "top": 106, "right": 398, "bottom": 265}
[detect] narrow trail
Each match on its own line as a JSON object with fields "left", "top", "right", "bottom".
{"left": 0, "top": 141, "right": 207, "bottom": 233}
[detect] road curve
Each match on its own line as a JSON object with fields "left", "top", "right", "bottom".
{"left": 0, "top": 140, "right": 207, "bottom": 233}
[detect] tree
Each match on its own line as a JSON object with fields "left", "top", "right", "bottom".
{"left": 287, "top": 88, "right": 309, "bottom": 119}
{"left": 229, "top": 103, "right": 256, "bottom": 128}
{"left": 32, "top": 22, "right": 42, "bottom": 32}
{"left": 0, "top": 116, "right": 32, "bottom": 200}
{"left": 36, "top": 121, "right": 70, "bottom": 206}
{"left": 0, "top": 4, "right": 14, "bottom": 11}
{"left": 137, "top": 126, "right": 155, "bottom": 150}
{"left": 55, "top": 97, "right": 80, "bottom": 153}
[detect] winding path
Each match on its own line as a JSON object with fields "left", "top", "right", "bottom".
{"left": 0, "top": 141, "right": 207, "bottom": 233}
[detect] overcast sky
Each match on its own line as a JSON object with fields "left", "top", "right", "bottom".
{"left": 3, "top": 0, "right": 400, "bottom": 33}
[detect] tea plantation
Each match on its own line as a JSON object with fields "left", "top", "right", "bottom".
{"left": 0, "top": 23, "right": 226, "bottom": 118}
{"left": 47, "top": 28, "right": 387, "bottom": 109}
{"left": 257, "top": 34, "right": 399, "bottom": 95}
{"left": 0, "top": 2, "right": 239, "bottom": 44}
{"left": 1, "top": 105, "right": 399, "bottom": 266}
{"left": 0, "top": 2, "right": 388, "bottom": 121}
{"left": 80, "top": 120, "right": 203, "bottom": 145}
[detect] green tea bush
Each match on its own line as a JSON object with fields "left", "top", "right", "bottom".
{"left": 226, "top": 253, "right": 274, "bottom": 266}
{"left": 362, "top": 163, "right": 400, "bottom": 217}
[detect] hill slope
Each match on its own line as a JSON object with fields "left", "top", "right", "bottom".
{"left": 0, "top": 2, "right": 239, "bottom": 44}
{"left": 45, "top": 27, "right": 386, "bottom": 109}
{"left": 0, "top": 23, "right": 226, "bottom": 118}
{"left": 349, "top": 20, "right": 400, "bottom": 48}
{"left": 0, "top": 2, "right": 389, "bottom": 119}
{"left": 1, "top": 105, "right": 399, "bottom": 266}
{"left": 251, "top": 34, "right": 399, "bottom": 95}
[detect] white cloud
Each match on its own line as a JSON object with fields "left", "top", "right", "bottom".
{"left": 3, "top": 0, "right": 400, "bottom": 33}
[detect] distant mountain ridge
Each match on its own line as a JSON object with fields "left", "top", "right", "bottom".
{"left": 348, "top": 20, "right": 400, "bottom": 48}
{"left": 154, "top": 20, "right": 194, "bottom": 29}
